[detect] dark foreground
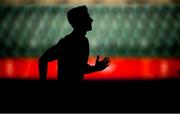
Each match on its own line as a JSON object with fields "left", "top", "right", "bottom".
{"left": 0, "top": 78, "right": 180, "bottom": 112}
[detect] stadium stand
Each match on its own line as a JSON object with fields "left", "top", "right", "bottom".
{"left": 0, "top": 5, "right": 180, "bottom": 57}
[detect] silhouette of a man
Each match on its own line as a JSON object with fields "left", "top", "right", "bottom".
{"left": 39, "top": 5, "right": 110, "bottom": 82}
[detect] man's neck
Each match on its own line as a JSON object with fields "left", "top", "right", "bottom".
{"left": 72, "top": 29, "right": 87, "bottom": 37}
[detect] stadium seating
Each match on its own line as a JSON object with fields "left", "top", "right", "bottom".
{"left": 0, "top": 5, "right": 180, "bottom": 57}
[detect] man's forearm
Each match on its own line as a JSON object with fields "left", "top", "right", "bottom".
{"left": 39, "top": 58, "right": 48, "bottom": 80}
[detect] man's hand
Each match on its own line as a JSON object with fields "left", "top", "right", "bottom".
{"left": 95, "top": 55, "right": 110, "bottom": 71}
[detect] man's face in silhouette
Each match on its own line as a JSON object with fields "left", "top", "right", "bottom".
{"left": 80, "top": 11, "right": 93, "bottom": 31}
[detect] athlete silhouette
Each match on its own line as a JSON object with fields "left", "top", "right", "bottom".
{"left": 39, "top": 5, "right": 110, "bottom": 82}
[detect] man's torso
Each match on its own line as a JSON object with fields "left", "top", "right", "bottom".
{"left": 57, "top": 33, "right": 89, "bottom": 81}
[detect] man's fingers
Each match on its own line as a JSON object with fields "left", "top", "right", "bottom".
{"left": 102, "top": 57, "right": 110, "bottom": 64}
{"left": 102, "top": 60, "right": 110, "bottom": 67}
{"left": 105, "top": 58, "right": 110, "bottom": 63}
{"left": 96, "top": 55, "right": 99, "bottom": 62}
{"left": 105, "top": 60, "right": 110, "bottom": 65}
{"left": 102, "top": 57, "right": 108, "bottom": 62}
{"left": 97, "top": 56, "right": 110, "bottom": 68}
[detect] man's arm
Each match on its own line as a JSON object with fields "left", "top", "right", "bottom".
{"left": 83, "top": 56, "right": 110, "bottom": 74}
{"left": 39, "top": 44, "right": 59, "bottom": 80}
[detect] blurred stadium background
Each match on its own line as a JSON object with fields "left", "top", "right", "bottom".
{"left": 0, "top": 0, "right": 180, "bottom": 80}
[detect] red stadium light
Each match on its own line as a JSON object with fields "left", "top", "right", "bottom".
{"left": 0, "top": 57, "right": 180, "bottom": 80}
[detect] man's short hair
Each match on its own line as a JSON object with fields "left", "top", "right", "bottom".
{"left": 67, "top": 5, "right": 88, "bottom": 28}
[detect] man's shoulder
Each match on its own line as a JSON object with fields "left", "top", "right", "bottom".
{"left": 56, "top": 34, "right": 89, "bottom": 46}
{"left": 57, "top": 35, "right": 70, "bottom": 45}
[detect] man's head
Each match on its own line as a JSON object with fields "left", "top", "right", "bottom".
{"left": 67, "top": 5, "right": 93, "bottom": 31}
